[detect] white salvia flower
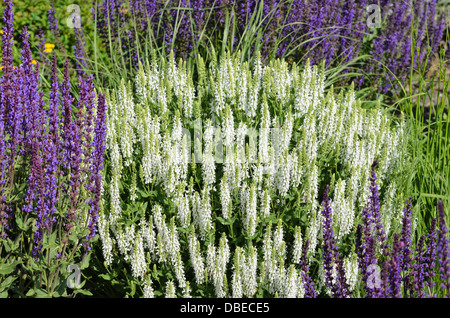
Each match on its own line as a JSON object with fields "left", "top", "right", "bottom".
{"left": 191, "top": 191, "right": 204, "bottom": 239}
{"left": 202, "top": 120, "right": 216, "bottom": 186}
{"left": 309, "top": 164, "right": 319, "bottom": 207}
{"left": 262, "top": 222, "right": 273, "bottom": 286}
{"left": 115, "top": 224, "right": 135, "bottom": 261}
{"left": 280, "top": 112, "right": 294, "bottom": 154}
{"left": 188, "top": 229, "right": 206, "bottom": 285}
{"left": 273, "top": 219, "right": 286, "bottom": 262}
{"left": 157, "top": 78, "right": 168, "bottom": 114}
{"left": 140, "top": 217, "right": 156, "bottom": 260}
{"left": 167, "top": 217, "right": 181, "bottom": 263}
{"left": 131, "top": 232, "right": 146, "bottom": 279}
{"left": 235, "top": 122, "right": 248, "bottom": 164}
{"left": 209, "top": 234, "right": 231, "bottom": 297}
{"left": 183, "top": 281, "right": 192, "bottom": 298}
{"left": 307, "top": 209, "right": 320, "bottom": 258}
{"left": 98, "top": 209, "right": 114, "bottom": 266}
{"left": 232, "top": 246, "right": 243, "bottom": 298}
{"left": 206, "top": 243, "right": 216, "bottom": 279}
{"left": 153, "top": 205, "right": 169, "bottom": 263}
{"left": 183, "top": 76, "right": 195, "bottom": 118}
{"left": 109, "top": 170, "right": 122, "bottom": 225}
{"left": 284, "top": 264, "right": 299, "bottom": 298}
{"left": 273, "top": 60, "right": 292, "bottom": 107}
{"left": 223, "top": 146, "right": 236, "bottom": 191}
{"left": 344, "top": 253, "right": 359, "bottom": 293}
{"left": 165, "top": 280, "right": 176, "bottom": 298}
{"left": 174, "top": 252, "right": 186, "bottom": 289}
{"left": 297, "top": 271, "right": 306, "bottom": 298}
{"left": 274, "top": 260, "right": 286, "bottom": 296}
{"left": 220, "top": 173, "right": 232, "bottom": 220}
{"left": 222, "top": 104, "right": 235, "bottom": 152}
{"left": 237, "top": 67, "right": 249, "bottom": 112}
{"left": 276, "top": 150, "right": 292, "bottom": 197}
{"left": 175, "top": 189, "right": 190, "bottom": 228}
{"left": 242, "top": 246, "right": 258, "bottom": 297}
{"left": 243, "top": 183, "right": 258, "bottom": 237}
{"left": 294, "top": 61, "right": 314, "bottom": 117}
{"left": 143, "top": 275, "right": 154, "bottom": 298}
{"left": 217, "top": 233, "right": 230, "bottom": 274}
{"left": 292, "top": 226, "right": 303, "bottom": 265}
{"left": 260, "top": 189, "right": 271, "bottom": 219}
{"left": 109, "top": 132, "right": 122, "bottom": 172}
{"left": 206, "top": 242, "right": 227, "bottom": 297}
{"left": 259, "top": 95, "right": 271, "bottom": 165}
{"left": 199, "top": 186, "right": 213, "bottom": 240}
{"left": 332, "top": 179, "right": 354, "bottom": 241}
{"left": 291, "top": 146, "right": 303, "bottom": 188}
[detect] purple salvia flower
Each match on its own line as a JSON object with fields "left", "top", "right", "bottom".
{"left": 424, "top": 218, "right": 437, "bottom": 297}
{"left": 320, "top": 184, "right": 349, "bottom": 298}
{"left": 400, "top": 197, "right": 413, "bottom": 294}
{"left": 389, "top": 233, "right": 403, "bottom": 298}
{"left": 298, "top": 239, "right": 317, "bottom": 298}
{"left": 84, "top": 93, "right": 107, "bottom": 250}
{"left": 368, "top": 161, "right": 386, "bottom": 246}
{"left": 437, "top": 200, "right": 450, "bottom": 296}
{"left": 411, "top": 235, "right": 426, "bottom": 298}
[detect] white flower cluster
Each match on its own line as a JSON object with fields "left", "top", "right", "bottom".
{"left": 99, "top": 52, "right": 407, "bottom": 297}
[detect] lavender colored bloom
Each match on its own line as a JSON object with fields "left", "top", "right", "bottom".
{"left": 84, "top": 93, "right": 107, "bottom": 250}
{"left": 298, "top": 239, "right": 317, "bottom": 298}
{"left": 424, "top": 218, "right": 438, "bottom": 297}
{"left": 437, "top": 200, "right": 450, "bottom": 295}
{"left": 411, "top": 235, "right": 426, "bottom": 297}
{"left": 389, "top": 233, "right": 403, "bottom": 298}
{"left": 320, "top": 185, "right": 349, "bottom": 298}
{"left": 400, "top": 197, "right": 413, "bottom": 294}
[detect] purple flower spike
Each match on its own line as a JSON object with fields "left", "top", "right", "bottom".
{"left": 321, "top": 185, "right": 349, "bottom": 298}
{"left": 437, "top": 200, "right": 450, "bottom": 296}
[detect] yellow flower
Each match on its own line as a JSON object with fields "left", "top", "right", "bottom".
{"left": 0, "top": 30, "right": 3, "bottom": 34}
{"left": 32, "top": 60, "right": 37, "bottom": 65}
{"left": 44, "top": 43, "right": 55, "bottom": 54}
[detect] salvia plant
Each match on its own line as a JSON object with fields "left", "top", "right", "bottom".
{"left": 95, "top": 49, "right": 431, "bottom": 297}
{"left": 0, "top": 0, "right": 107, "bottom": 297}
{"left": 90, "top": 0, "right": 447, "bottom": 95}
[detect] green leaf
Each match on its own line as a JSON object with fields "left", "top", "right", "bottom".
{"left": 0, "top": 276, "right": 16, "bottom": 291}
{"left": 35, "top": 288, "right": 51, "bottom": 298}
{"left": 53, "top": 280, "right": 67, "bottom": 298}
{"left": 73, "top": 288, "right": 93, "bottom": 296}
{"left": 25, "top": 289, "right": 36, "bottom": 297}
{"left": 0, "top": 260, "right": 21, "bottom": 275}
{"left": 99, "top": 273, "right": 111, "bottom": 281}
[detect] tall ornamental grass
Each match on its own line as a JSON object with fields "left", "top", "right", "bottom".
{"left": 89, "top": 0, "right": 447, "bottom": 95}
